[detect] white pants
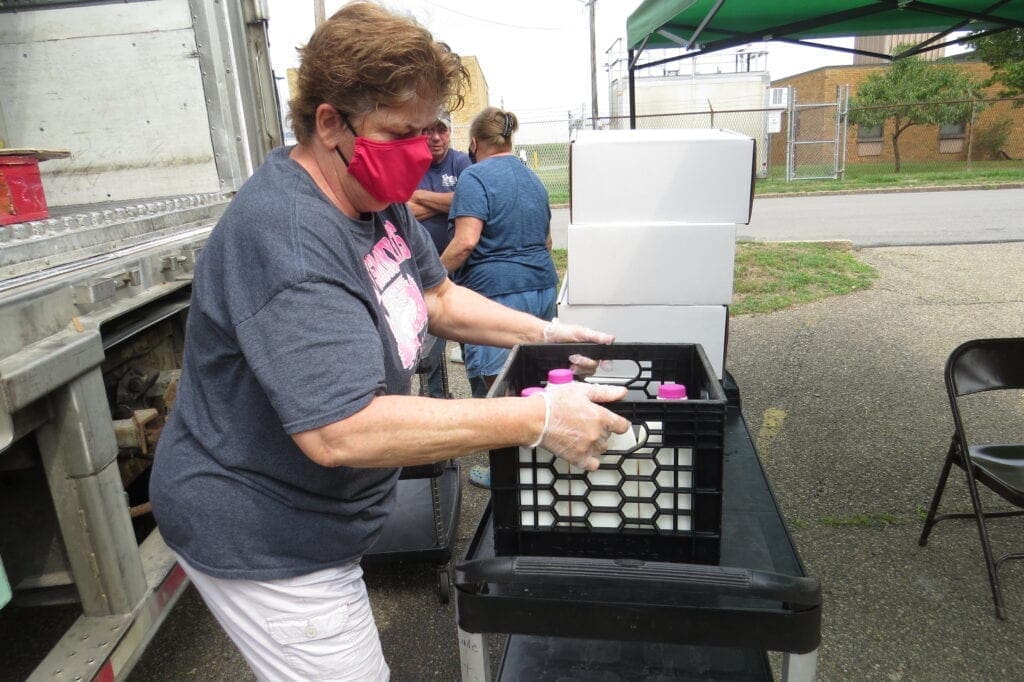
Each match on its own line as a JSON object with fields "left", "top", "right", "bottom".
{"left": 178, "top": 556, "right": 389, "bottom": 682}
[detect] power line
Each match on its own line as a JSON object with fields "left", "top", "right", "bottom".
{"left": 427, "top": 1, "right": 566, "bottom": 31}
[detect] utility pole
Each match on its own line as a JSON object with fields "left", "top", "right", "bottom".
{"left": 314, "top": 0, "right": 326, "bottom": 25}
{"left": 588, "top": 0, "right": 598, "bottom": 129}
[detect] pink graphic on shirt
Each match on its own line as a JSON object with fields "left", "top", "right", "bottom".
{"left": 363, "top": 220, "right": 427, "bottom": 369}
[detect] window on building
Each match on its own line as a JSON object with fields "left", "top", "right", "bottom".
{"left": 939, "top": 122, "right": 966, "bottom": 139}
{"left": 939, "top": 122, "right": 966, "bottom": 153}
{"left": 857, "top": 124, "right": 883, "bottom": 141}
{"left": 856, "top": 124, "right": 883, "bottom": 156}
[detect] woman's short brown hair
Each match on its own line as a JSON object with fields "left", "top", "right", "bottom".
{"left": 470, "top": 107, "right": 519, "bottom": 151}
{"left": 289, "top": 2, "right": 469, "bottom": 143}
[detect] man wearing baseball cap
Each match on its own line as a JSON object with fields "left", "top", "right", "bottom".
{"left": 409, "top": 109, "right": 472, "bottom": 398}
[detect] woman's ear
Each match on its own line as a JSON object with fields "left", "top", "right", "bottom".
{"left": 314, "top": 103, "right": 348, "bottom": 148}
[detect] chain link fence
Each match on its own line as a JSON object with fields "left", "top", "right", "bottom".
{"left": 452, "top": 95, "right": 1024, "bottom": 203}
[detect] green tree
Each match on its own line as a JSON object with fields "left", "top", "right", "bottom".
{"left": 968, "top": 28, "right": 1024, "bottom": 100}
{"left": 848, "top": 51, "right": 984, "bottom": 171}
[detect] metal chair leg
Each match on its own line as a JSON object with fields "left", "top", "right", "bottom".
{"left": 963, "top": 462, "right": 1007, "bottom": 619}
{"left": 919, "top": 435, "right": 958, "bottom": 546}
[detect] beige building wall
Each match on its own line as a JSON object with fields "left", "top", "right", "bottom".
{"left": 452, "top": 55, "right": 489, "bottom": 151}
{"left": 853, "top": 34, "right": 946, "bottom": 64}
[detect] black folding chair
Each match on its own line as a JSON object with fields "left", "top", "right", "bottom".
{"left": 919, "top": 337, "right": 1024, "bottom": 619}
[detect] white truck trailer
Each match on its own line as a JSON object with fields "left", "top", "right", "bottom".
{"left": 0, "top": 1, "right": 282, "bottom": 678}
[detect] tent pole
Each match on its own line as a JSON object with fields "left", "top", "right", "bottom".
{"left": 628, "top": 48, "right": 636, "bottom": 130}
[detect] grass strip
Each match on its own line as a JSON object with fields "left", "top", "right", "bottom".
{"left": 732, "top": 241, "right": 877, "bottom": 315}
{"left": 551, "top": 240, "right": 876, "bottom": 316}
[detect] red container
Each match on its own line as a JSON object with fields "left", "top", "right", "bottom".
{"left": 0, "top": 155, "right": 50, "bottom": 226}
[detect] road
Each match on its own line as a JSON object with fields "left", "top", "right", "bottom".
{"left": 550, "top": 187, "right": 1024, "bottom": 249}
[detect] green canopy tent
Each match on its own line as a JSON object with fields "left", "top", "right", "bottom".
{"left": 625, "top": 0, "right": 1024, "bottom": 126}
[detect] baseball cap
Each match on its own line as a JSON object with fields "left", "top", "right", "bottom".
{"left": 436, "top": 109, "right": 452, "bottom": 129}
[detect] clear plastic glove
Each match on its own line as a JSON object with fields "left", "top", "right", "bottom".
{"left": 531, "top": 381, "right": 631, "bottom": 471}
{"left": 541, "top": 318, "right": 615, "bottom": 377}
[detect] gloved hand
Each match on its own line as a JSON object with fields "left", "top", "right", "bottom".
{"left": 541, "top": 318, "right": 614, "bottom": 377}
{"left": 530, "top": 381, "right": 631, "bottom": 471}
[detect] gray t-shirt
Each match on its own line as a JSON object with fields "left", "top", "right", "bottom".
{"left": 150, "top": 146, "right": 447, "bottom": 580}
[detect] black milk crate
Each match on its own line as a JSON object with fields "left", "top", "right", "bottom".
{"left": 488, "top": 343, "right": 726, "bottom": 565}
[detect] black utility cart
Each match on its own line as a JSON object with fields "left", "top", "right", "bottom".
{"left": 454, "top": 343, "right": 821, "bottom": 680}
{"left": 362, "top": 340, "right": 461, "bottom": 603}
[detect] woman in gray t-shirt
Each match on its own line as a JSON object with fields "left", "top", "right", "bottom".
{"left": 148, "top": 4, "right": 629, "bottom": 680}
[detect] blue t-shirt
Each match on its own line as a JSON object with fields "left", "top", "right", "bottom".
{"left": 417, "top": 149, "right": 471, "bottom": 255}
{"left": 449, "top": 155, "right": 557, "bottom": 298}
{"left": 149, "top": 146, "right": 447, "bottom": 580}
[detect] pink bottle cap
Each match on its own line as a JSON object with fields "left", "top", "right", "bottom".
{"left": 547, "top": 368, "right": 574, "bottom": 385}
{"left": 520, "top": 386, "right": 544, "bottom": 397}
{"left": 658, "top": 382, "right": 687, "bottom": 400}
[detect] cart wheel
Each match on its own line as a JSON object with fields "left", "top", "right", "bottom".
{"left": 436, "top": 567, "right": 452, "bottom": 604}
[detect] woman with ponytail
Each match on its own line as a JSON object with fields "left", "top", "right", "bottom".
{"left": 441, "top": 107, "right": 559, "bottom": 486}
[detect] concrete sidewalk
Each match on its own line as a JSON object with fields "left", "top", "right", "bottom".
{"left": 129, "top": 242, "right": 1024, "bottom": 681}
{"left": 727, "top": 242, "right": 1024, "bottom": 679}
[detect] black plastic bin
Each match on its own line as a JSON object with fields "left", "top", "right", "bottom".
{"left": 487, "top": 342, "right": 727, "bottom": 565}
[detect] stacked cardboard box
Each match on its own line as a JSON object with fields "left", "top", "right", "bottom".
{"left": 558, "top": 129, "right": 756, "bottom": 379}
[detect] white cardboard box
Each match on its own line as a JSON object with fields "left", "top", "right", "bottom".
{"left": 557, "top": 282, "right": 728, "bottom": 378}
{"left": 570, "top": 128, "right": 755, "bottom": 225}
{"left": 566, "top": 222, "right": 735, "bottom": 305}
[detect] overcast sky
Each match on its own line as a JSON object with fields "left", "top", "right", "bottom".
{"left": 265, "top": 0, "right": 871, "bottom": 123}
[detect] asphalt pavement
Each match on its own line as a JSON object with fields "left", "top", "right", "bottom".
{"left": 121, "top": 232, "right": 1024, "bottom": 681}
{"left": 550, "top": 187, "right": 1024, "bottom": 249}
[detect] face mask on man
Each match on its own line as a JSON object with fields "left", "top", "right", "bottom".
{"left": 335, "top": 114, "right": 432, "bottom": 204}
{"left": 468, "top": 141, "right": 477, "bottom": 164}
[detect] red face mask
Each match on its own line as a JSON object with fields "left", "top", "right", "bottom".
{"left": 337, "top": 132, "right": 432, "bottom": 204}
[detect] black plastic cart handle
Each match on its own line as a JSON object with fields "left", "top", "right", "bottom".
{"left": 455, "top": 556, "right": 820, "bottom": 609}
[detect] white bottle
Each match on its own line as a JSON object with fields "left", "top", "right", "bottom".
{"left": 652, "top": 382, "right": 692, "bottom": 531}
{"left": 543, "top": 369, "right": 581, "bottom": 527}
{"left": 592, "top": 380, "right": 638, "bottom": 529}
{"left": 517, "top": 385, "right": 553, "bottom": 529}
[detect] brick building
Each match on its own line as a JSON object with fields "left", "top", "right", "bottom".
{"left": 450, "top": 55, "right": 489, "bottom": 151}
{"left": 770, "top": 59, "right": 1024, "bottom": 169}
